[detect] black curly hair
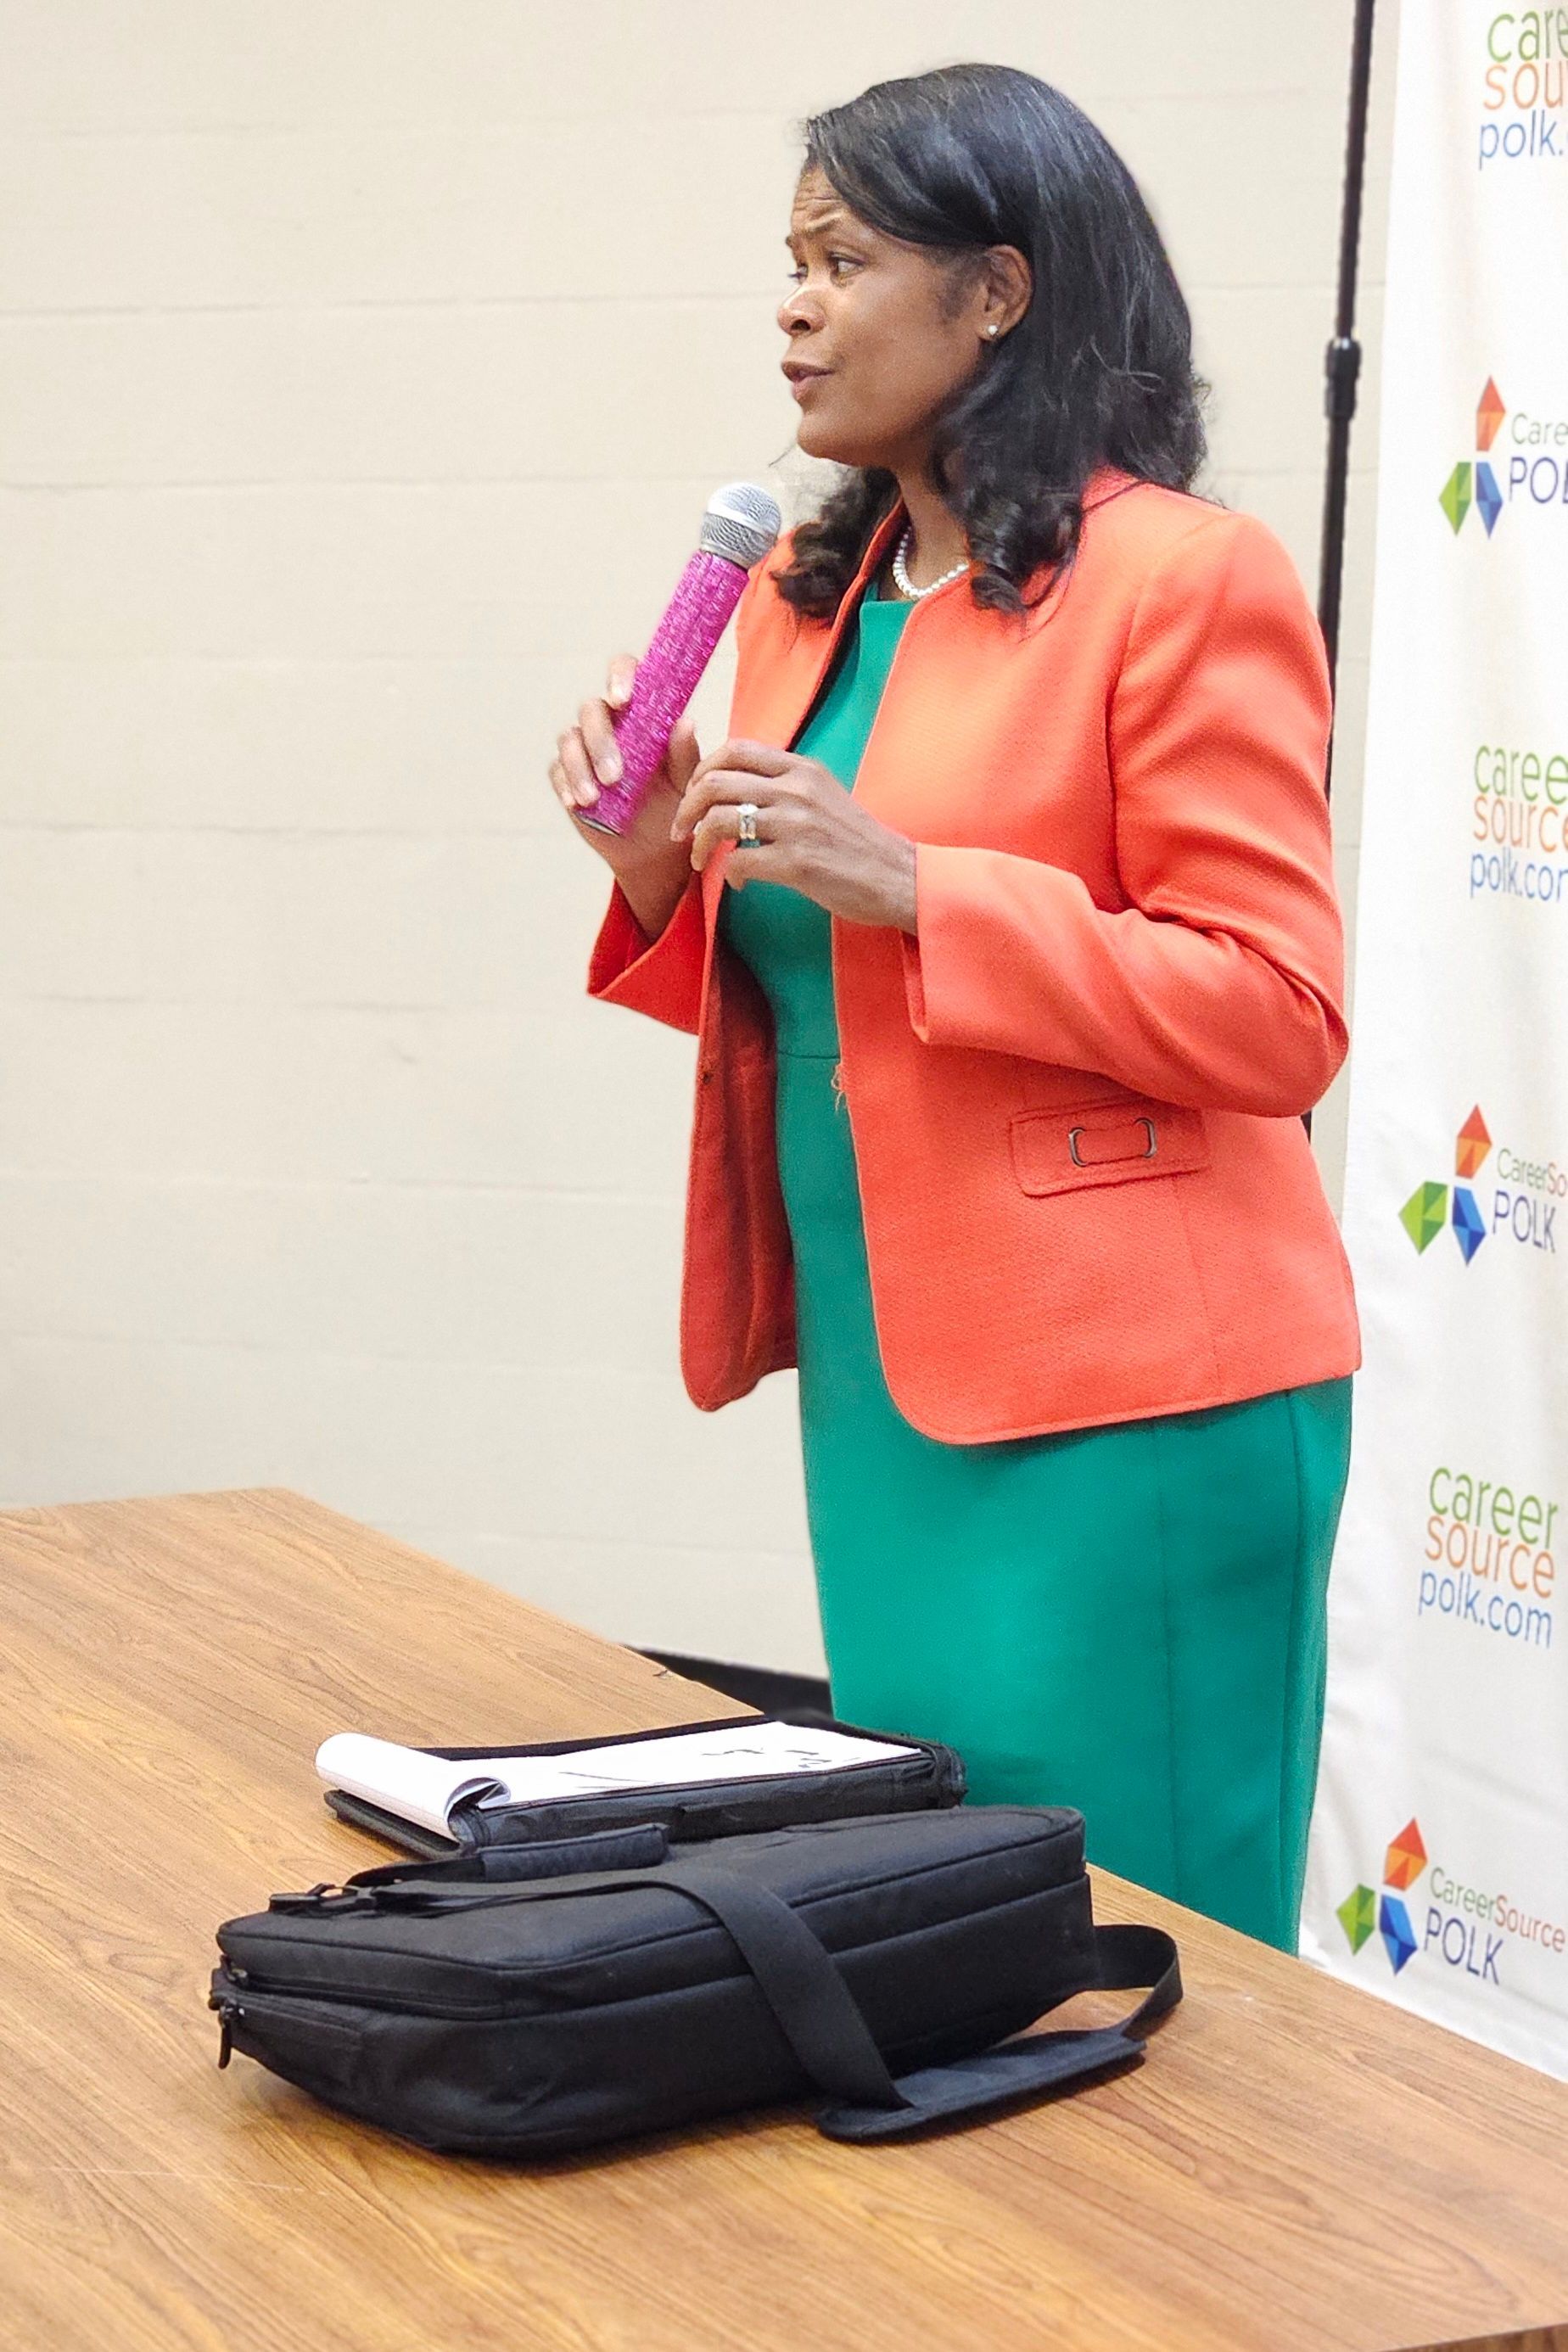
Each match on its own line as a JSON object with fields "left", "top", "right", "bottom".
{"left": 776, "top": 62, "right": 1210, "bottom": 620}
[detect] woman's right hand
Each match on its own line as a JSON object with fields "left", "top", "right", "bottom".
{"left": 551, "top": 655, "right": 700, "bottom": 936}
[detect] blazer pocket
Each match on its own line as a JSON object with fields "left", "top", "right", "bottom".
{"left": 1009, "top": 1096, "right": 1210, "bottom": 1198}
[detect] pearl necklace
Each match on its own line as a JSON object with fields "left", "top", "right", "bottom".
{"left": 891, "top": 524, "right": 970, "bottom": 601}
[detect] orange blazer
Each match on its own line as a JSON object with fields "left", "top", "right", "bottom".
{"left": 586, "top": 465, "right": 1361, "bottom": 1442}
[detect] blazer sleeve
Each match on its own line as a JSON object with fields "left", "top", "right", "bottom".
{"left": 585, "top": 872, "right": 706, "bottom": 1035}
{"left": 898, "top": 511, "right": 1347, "bottom": 1118}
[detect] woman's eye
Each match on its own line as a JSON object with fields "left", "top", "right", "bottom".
{"left": 786, "top": 255, "right": 860, "bottom": 285}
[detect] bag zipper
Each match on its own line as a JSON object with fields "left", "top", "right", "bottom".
{"left": 213, "top": 1968, "right": 545, "bottom": 2026}
{"left": 210, "top": 1989, "right": 241, "bottom": 2064}
{"left": 247, "top": 1823, "right": 1076, "bottom": 1984}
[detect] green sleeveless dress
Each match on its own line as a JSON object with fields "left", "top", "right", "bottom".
{"left": 716, "top": 575, "right": 1352, "bottom": 1953}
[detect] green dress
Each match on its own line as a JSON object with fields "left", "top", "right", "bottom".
{"left": 716, "top": 575, "right": 1353, "bottom": 1954}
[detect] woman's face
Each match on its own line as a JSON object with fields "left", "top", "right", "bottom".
{"left": 777, "top": 165, "right": 1020, "bottom": 473}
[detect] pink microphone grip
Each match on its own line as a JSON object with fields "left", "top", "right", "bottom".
{"left": 582, "top": 550, "right": 750, "bottom": 837}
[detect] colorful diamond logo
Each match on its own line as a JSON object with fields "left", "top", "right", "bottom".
{"left": 1440, "top": 462, "right": 1472, "bottom": 535}
{"left": 1477, "top": 376, "right": 1506, "bottom": 451}
{"left": 1337, "top": 1884, "right": 1377, "bottom": 1955}
{"left": 1400, "top": 1181, "right": 1448, "bottom": 1254}
{"left": 1455, "top": 1106, "right": 1492, "bottom": 1179}
{"left": 1383, "top": 1818, "right": 1428, "bottom": 1890}
{"left": 1453, "top": 1185, "right": 1486, "bottom": 1263}
{"left": 1476, "top": 461, "right": 1504, "bottom": 535}
{"left": 1380, "top": 1893, "right": 1418, "bottom": 1974}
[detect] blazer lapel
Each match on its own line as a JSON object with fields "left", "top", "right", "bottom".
{"left": 702, "top": 466, "right": 1131, "bottom": 934}
{"left": 728, "top": 501, "right": 905, "bottom": 750}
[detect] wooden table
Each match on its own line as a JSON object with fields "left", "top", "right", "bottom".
{"left": 2, "top": 1490, "right": 1565, "bottom": 2352}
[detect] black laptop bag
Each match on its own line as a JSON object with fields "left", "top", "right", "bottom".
{"left": 210, "top": 1804, "right": 1180, "bottom": 2157}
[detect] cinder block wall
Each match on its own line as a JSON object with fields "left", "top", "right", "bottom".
{"left": 0, "top": 1, "right": 1393, "bottom": 1672}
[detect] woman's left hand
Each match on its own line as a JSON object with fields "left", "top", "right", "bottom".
{"left": 670, "top": 740, "right": 918, "bottom": 932}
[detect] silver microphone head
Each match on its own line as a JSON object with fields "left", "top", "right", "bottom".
{"left": 698, "top": 481, "right": 783, "bottom": 569}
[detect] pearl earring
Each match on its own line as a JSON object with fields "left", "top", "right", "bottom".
{"left": 986, "top": 323, "right": 1000, "bottom": 338}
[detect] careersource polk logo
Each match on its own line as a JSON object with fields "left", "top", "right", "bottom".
{"left": 1338, "top": 1817, "right": 1567, "bottom": 1991}
{"left": 1470, "top": 736, "right": 1568, "bottom": 904}
{"left": 1399, "top": 1104, "right": 1561, "bottom": 1264}
{"left": 1479, "top": 11, "right": 1568, "bottom": 166}
{"left": 1421, "top": 1459, "right": 1556, "bottom": 1649}
{"left": 1440, "top": 378, "right": 1568, "bottom": 535}
{"left": 1338, "top": 1819, "right": 1431, "bottom": 1976}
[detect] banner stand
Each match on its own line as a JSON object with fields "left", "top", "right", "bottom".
{"left": 1302, "top": 1, "right": 1568, "bottom": 2079}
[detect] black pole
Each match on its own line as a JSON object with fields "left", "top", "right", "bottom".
{"left": 1308, "top": 0, "right": 1379, "bottom": 1141}
{"left": 1319, "top": 0, "right": 1380, "bottom": 799}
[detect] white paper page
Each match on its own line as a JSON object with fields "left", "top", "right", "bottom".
{"left": 314, "top": 1733, "right": 506, "bottom": 1838}
{"left": 470, "top": 1720, "right": 918, "bottom": 1806}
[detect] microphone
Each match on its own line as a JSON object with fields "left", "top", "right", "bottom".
{"left": 577, "top": 482, "right": 782, "bottom": 837}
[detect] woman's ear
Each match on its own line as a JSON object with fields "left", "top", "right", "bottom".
{"left": 981, "top": 244, "right": 1033, "bottom": 340}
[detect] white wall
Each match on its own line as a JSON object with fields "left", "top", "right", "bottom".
{"left": 0, "top": 0, "right": 1395, "bottom": 1672}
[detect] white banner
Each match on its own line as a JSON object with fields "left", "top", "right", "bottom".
{"left": 1302, "top": 2, "right": 1568, "bottom": 2073}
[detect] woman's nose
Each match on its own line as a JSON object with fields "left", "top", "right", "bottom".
{"left": 777, "top": 290, "right": 822, "bottom": 338}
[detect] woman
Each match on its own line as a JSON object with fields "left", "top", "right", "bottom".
{"left": 548, "top": 64, "right": 1359, "bottom": 1954}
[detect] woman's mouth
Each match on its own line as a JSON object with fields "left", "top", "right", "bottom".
{"left": 784, "top": 364, "right": 832, "bottom": 400}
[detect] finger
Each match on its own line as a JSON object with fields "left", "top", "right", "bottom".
{"left": 687, "top": 807, "right": 724, "bottom": 871}
{"left": 606, "top": 653, "right": 637, "bottom": 708}
{"left": 579, "top": 697, "right": 623, "bottom": 790}
{"left": 718, "top": 737, "right": 793, "bottom": 776}
{"left": 673, "top": 769, "right": 728, "bottom": 841}
{"left": 683, "top": 737, "right": 791, "bottom": 798}
{"left": 720, "top": 845, "right": 780, "bottom": 891}
{"left": 672, "top": 771, "right": 724, "bottom": 841}
{"left": 672, "top": 767, "right": 781, "bottom": 842}
{"left": 690, "top": 802, "right": 765, "bottom": 871}
{"left": 557, "top": 727, "right": 598, "bottom": 807}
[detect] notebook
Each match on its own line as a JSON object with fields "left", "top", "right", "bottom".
{"left": 315, "top": 1721, "right": 921, "bottom": 1842}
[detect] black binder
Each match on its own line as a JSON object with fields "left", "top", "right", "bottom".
{"left": 322, "top": 1711, "right": 966, "bottom": 1857}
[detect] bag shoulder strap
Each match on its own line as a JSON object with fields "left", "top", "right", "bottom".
{"left": 655, "top": 1856, "right": 902, "bottom": 2109}
{"left": 819, "top": 1918, "right": 1181, "bottom": 2142}
{"left": 658, "top": 1857, "right": 1181, "bottom": 2144}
